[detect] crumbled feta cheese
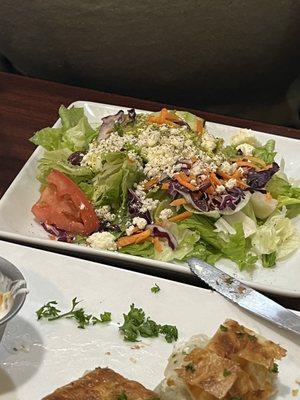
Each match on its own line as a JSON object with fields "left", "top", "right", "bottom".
{"left": 201, "top": 134, "right": 216, "bottom": 152}
{"left": 159, "top": 208, "right": 173, "bottom": 220}
{"left": 140, "top": 198, "right": 159, "bottom": 213}
{"left": 225, "top": 178, "right": 237, "bottom": 189}
{"left": 132, "top": 217, "right": 147, "bottom": 229}
{"left": 87, "top": 232, "right": 117, "bottom": 251}
{"left": 216, "top": 184, "right": 226, "bottom": 193}
{"left": 95, "top": 205, "right": 115, "bottom": 222}
{"left": 220, "top": 161, "right": 237, "bottom": 174}
{"left": 238, "top": 167, "right": 244, "bottom": 174}
{"left": 236, "top": 143, "right": 255, "bottom": 156}
{"left": 230, "top": 129, "right": 261, "bottom": 147}
{"left": 126, "top": 225, "right": 136, "bottom": 236}
{"left": 191, "top": 161, "right": 206, "bottom": 176}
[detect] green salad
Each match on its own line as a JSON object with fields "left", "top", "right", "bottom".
{"left": 30, "top": 106, "right": 300, "bottom": 270}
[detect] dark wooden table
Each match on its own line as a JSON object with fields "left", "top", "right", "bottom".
{"left": 0, "top": 71, "right": 299, "bottom": 311}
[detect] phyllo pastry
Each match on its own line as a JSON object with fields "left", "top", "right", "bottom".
{"left": 156, "top": 319, "right": 286, "bottom": 400}
{"left": 42, "top": 367, "right": 159, "bottom": 400}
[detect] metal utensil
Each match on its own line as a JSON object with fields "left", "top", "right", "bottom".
{"left": 188, "top": 257, "right": 300, "bottom": 336}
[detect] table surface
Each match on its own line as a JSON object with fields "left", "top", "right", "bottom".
{"left": 0, "top": 71, "right": 299, "bottom": 311}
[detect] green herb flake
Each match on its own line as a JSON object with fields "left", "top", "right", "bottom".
{"left": 247, "top": 334, "right": 257, "bottom": 342}
{"left": 185, "top": 362, "right": 196, "bottom": 372}
{"left": 117, "top": 392, "right": 128, "bottom": 400}
{"left": 223, "top": 368, "right": 232, "bottom": 377}
{"left": 119, "top": 304, "right": 178, "bottom": 343}
{"left": 220, "top": 324, "right": 228, "bottom": 332}
{"left": 159, "top": 324, "right": 178, "bottom": 343}
{"left": 230, "top": 397, "right": 243, "bottom": 400}
{"left": 36, "top": 301, "right": 60, "bottom": 320}
{"left": 151, "top": 284, "right": 161, "bottom": 294}
{"left": 92, "top": 312, "right": 112, "bottom": 325}
{"left": 271, "top": 363, "right": 279, "bottom": 374}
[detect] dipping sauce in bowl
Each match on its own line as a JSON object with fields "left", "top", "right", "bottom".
{"left": 0, "top": 257, "right": 28, "bottom": 341}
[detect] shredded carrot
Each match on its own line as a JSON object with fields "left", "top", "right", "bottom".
{"left": 177, "top": 171, "right": 191, "bottom": 182}
{"left": 161, "top": 182, "right": 170, "bottom": 190}
{"left": 168, "top": 211, "right": 193, "bottom": 222}
{"left": 191, "top": 156, "right": 198, "bottom": 163}
{"left": 170, "top": 198, "right": 187, "bottom": 206}
{"left": 217, "top": 171, "right": 231, "bottom": 180}
{"left": 147, "top": 108, "right": 180, "bottom": 126}
{"left": 236, "top": 179, "right": 248, "bottom": 189}
{"left": 206, "top": 186, "right": 215, "bottom": 195}
{"left": 153, "top": 237, "right": 163, "bottom": 253}
{"left": 231, "top": 170, "right": 242, "bottom": 179}
{"left": 210, "top": 172, "right": 222, "bottom": 186}
{"left": 117, "top": 229, "right": 151, "bottom": 247}
{"left": 144, "top": 177, "right": 159, "bottom": 190}
{"left": 196, "top": 118, "right": 204, "bottom": 135}
{"left": 175, "top": 173, "right": 198, "bottom": 191}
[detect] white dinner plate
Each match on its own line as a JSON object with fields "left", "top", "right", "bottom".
{"left": 0, "top": 240, "right": 299, "bottom": 399}
{"left": 0, "top": 101, "right": 299, "bottom": 297}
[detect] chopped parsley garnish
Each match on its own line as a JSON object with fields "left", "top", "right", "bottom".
{"left": 117, "top": 392, "right": 127, "bottom": 400}
{"left": 235, "top": 332, "right": 245, "bottom": 339}
{"left": 271, "top": 363, "right": 279, "bottom": 374}
{"left": 223, "top": 368, "right": 232, "bottom": 377}
{"left": 36, "top": 298, "right": 111, "bottom": 329}
{"left": 36, "top": 301, "right": 60, "bottom": 320}
{"left": 220, "top": 324, "right": 228, "bottom": 332}
{"left": 119, "top": 303, "right": 178, "bottom": 343}
{"left": 247, "top": 334, "right": 257, "bottom": 342}
{"left": 151, "top": 284, "right": 161, "bottom": 293}
{"left": 230, "top": 397, "right": 242, "bottom": 400}
{"left": 185, "top": 362, "right": 196, "bottom": 372}
{"left": 92, "top": 311, "right": 112, "bottom": 325}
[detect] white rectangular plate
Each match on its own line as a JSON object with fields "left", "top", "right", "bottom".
{"left": 0, "top": 240, "right": 299, "bottom": 399}
{"left": 0, "top": 101, "right": 300, "bottom": 297}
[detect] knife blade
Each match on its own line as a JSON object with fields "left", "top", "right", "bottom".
{"left": 188, "top": 257, "right": 300, "bottom": 336}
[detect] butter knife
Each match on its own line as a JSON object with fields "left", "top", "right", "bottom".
{"left": 188, "top": 257, "right": 300, "bottom": 336}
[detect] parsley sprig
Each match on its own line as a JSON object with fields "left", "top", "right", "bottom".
{"left": 119, "top": 304, "right": 178, "bottom": 343}
{"left": 36, "top": 298, "right": 111, "bottom": 329}
{"left": 151, "top": 284, "right": 160, "bottom": 294}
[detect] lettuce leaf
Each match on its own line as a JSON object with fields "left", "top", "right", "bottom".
{"left": 175, "top": 110, "right": 205, "bottom": 132}
{"left": 61, "top": 116, "right": 98, "bottom": 151}
{"left": 119, "top": 241, "right": 155, "bottom": 258}
{"left": 92, "top": 152, "right": 144, "bottom": 221}
{"left": 179, "top": 215, "right": 256, "bottom": 270}
{"left": 253, "top": 139, "right": 276, "bottom": 164}
{"left": 30, "top": 106, "right": 97, "bottom": 152}
{"left": 184, "top": 241, "right": 222, "bottom": 265}
{"left": 262, "top": 252, "right": 276, "bottom": 268}
{"left": 154, "top": 222, "right": 200, "bottom": 262}
{"left": 251, "top": 208, "right": 300, "bottom": 260}
{"left": 59, "top": 105, "right": 84, "bottom": 129}
{"left": 37, "top": 149, "right": 94, "bottom": 185}
{"left": 266, "top": 175, "right": 300, "bottom": 218}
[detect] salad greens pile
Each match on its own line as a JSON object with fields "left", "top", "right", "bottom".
{"left": 30, "top": 106, "right": 300, "bottom": 271}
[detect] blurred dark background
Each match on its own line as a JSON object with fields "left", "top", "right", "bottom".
{"left": 1, "top": 0, "right": 300, "bottom": 127}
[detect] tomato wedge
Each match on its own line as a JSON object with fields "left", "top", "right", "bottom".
{"left": 32, "top": 170, "right": 99, "bottom": 236}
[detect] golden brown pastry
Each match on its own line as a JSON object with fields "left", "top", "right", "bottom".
{"left": 157, "top": 319, "right": 286, "bottom": 400}
{"left": 42, "top": 367, "right": 158, "bottom": 400}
